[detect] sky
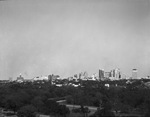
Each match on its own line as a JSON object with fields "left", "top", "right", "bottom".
{"left": 0, "top": 0, "right": 150, "bottom": 80}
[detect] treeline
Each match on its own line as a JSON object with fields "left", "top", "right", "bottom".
{"left": 0, "top": 81, "right": 70, "bottom": 117}
{"left": 0, "top": 79, "right": 150, "bottom": 117}
{"left": 69, "top": 80, "right": 150, "bottom": 116}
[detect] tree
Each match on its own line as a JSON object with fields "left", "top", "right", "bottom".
{"left": 31, "top": 96, "right": 44, "bottom": 112}
{"left": 57, "top": 105, "right": 70, "bottom": 117}
{"left": 144, "top": 99, "right": 150, "bottom": 117}
{"left": 95, "top": 108, "right": 115, "bottom": 117}
{"left": 80, "top": 105, "right": 90, "bottom": 117}
{"left": 44, "top": 100, "right": 59, "bottom": 115}
{"left": 17, "top": 105, "right": 37, "bottom": 117}
{"left": 4, "top": 94, "right": 23, "bottom": 113}
{"left": 92, "top": 96, "right": 115, "bottom": 117}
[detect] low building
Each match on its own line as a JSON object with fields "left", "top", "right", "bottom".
{"left": 33, "top": 76, "right": 48, "bottom": 81}
{"left": 16, "top": 74, "right": 24, "bottom": 82}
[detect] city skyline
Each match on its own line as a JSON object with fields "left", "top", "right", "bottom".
{"left": 0, "top": 0, "right": 150, "bottom": 79}
{"left": 1, "top": 68, "right": 146, "bottom": 81}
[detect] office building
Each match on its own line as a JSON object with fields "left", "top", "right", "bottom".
{"left": 104, "top": 72, "right": 111, "bottom": 78}
{"left": 16, "top": 73, "right": 24, "bottom": 82}
{"left": 132, "top": 69, "right": 137, "bottom": 79}
{"left": 110, "top": 68, "right": 121, "bottom": 80}
{"left": 99, "top": 69, "right": 104, "bottom": 80}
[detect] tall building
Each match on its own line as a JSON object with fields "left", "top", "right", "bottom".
{"left": 74, "top": 74, "right": 78, "bottom": 78}
{"left": 99, "top": 69, "right": 104, "bottom": 80}
{"left": 104, "top": 72, "right": 111, "bottom": 78}
{"left": 132, "top": 69, "right": 137, "bottom": 79}
{"left": 48, "top": 74, "right": 60, "bottom": 81}
{"left": 83, "top": 71, "right": 88, "bottom": 78}
{"left": 48, "top": 75, "right": 52, "bottom": 82}
{"left": 110, "top": 68, "right": 121, "bottom": 80}
{"left": 115, "top": 68, "right": 121, "bottom": 79}
{"left": 79, "top": 73, "right": 82, "bottom": 79}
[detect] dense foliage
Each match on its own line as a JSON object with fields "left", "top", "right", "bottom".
{"left": 0, "top": 79, "right": 150, "bottom": 116}
{"left": 0, "top": 81, "right": 70, "bottom": 117}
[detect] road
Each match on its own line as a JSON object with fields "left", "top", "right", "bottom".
{"left": 66, "top": 104, "right": 97, "bottom": 111}
{"left": 65, "top": 104, "right": 98, "bottom": 116}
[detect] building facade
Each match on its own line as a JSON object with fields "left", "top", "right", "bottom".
{"left": 99, "top": 69, "right": 104, "bottom": 80}
{"left": 132, "top": 69, "right": 137, "bottom": 79}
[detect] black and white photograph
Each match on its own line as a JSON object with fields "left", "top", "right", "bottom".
{"left": 0, "top": 0, "right": 150, "bottom": 117}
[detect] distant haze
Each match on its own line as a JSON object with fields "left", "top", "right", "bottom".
{"left": 0, "top": 0, "right": 150, "bottom": 80}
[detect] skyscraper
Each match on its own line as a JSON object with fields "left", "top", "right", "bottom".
{"left": 104, "top": 72, "right": 111, "bottom": 78}
{"left": 132, "top": 69, "right": 137, "bottom": 79}
{"left": 99, "top": 69, "right": 104, "bottom": 80}
{"left": 110, "top": 68, "right": 121, "bottom": 80}
{"left": 115, "top": 68, "right": 121, "bottom": 79}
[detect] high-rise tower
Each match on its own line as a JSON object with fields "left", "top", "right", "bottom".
{"left": 132, "top": 69, "right": 137, "bottom": 79}
{"left": 99, "top": 69, "right": 104, "bottom": 80}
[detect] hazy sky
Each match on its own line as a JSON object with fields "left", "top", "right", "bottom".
{"left": 0, "top": 0, "right": 150, "bottom": 79}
